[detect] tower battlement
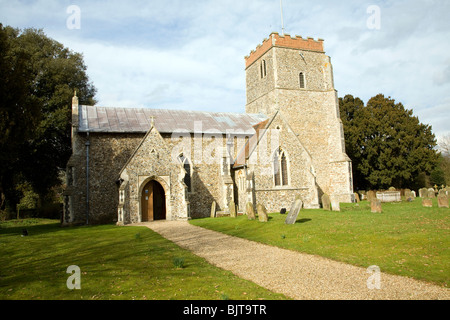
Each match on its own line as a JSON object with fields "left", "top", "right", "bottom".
{"left": 245, "top": 32, "right": 324, "bottom": 68}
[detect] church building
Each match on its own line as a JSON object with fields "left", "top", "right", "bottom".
{"left": 62, "top": 32, "right": 354, "bottom": 225}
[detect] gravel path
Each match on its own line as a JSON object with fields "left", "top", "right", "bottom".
{"left": 135, "top": 220, "right": 449, "bottom": 300}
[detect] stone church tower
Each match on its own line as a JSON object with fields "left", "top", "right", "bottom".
{"left": 245, "top": 32, "right": 353, "bottom": 203}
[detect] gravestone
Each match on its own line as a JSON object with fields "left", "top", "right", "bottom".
{"left": 404, "top": 189, "right": 413, "bottom": 202}
{"left": 419, "top": 188, "right": 426, "bottom": 198}
{"left": 354, "top": 193, "right": 360, "bottom": 203}
{"left": 359, "top": 191, "right": 366, "bottom": 200}
{"left": 438, "top": 189, "right": 448, "bottom": 197}
{"left": 376, "top": 191, "right": 401, "bottom": 202}
{"left": 229, "top": 200, "right": 237, "bottom": 217}
{"left": 422, "top": 198, "right": 433, "bottom": 208}
{"left": 285, "top": 199, "right": 302, "bottom": 225}
{"left": 427, "top": 188, "right": 436, "bottom": 198}
{"left": 437, "top": 195, "right": 449, "bottom": 208}
{"left": 321, "top": 194, "right": 331, "bottom": 211}
{"left": 421, "top": 187, "right": 429, "bottom": 198}
{"left": 331, "top": 198, "right": 340, "bottom": 211}
{"left": 257, "top": 203, "right": 268, "bottom": 222}
{"left": 371, "top": 199, "right": 382, "bottom": 213}
{"left": 246, "top": 202, "right": 256, "bottom": 220}
{"left": 210, "top": 201, "right": 216, "bottom": 218}
{"left": 404, "top": 188, "right": 411, "bottom": 198}
{"left": 411, "top": 190, "right": 416, "bottom": 198}
{"left": 367, "top": 190, "right": 376, "bottom": 202}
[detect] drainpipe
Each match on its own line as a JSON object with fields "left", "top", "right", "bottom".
{"left": 85, "top": 131, "right": 90, "bottom": 225}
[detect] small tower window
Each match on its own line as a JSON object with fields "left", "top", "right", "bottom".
{"left": 260, "top": 60, "right": 267, "bottom": 79}
{"left": 299, "top": 72, "right": 305, "bottom": 88}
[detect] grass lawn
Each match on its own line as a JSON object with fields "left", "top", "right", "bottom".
{"left": 0, "top": 219, "right": 287, "bottom": 300}
{"left": 190, "top": 198, "right": 449, "bottom": 288}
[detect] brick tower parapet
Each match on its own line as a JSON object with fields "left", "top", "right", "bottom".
{"left": 245, "top": 32, "right": 324, "bottom": 69}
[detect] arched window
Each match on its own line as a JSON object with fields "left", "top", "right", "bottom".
{"left": 273, "top": 148, "right": 289, "bottom": 187}
{"left": 178, "top": 154, "right": 192, "bottom": 192}
{"left": 299, "top": 72, "right": 305, "bottom": 89}
{"left": 237, "top": 170, "right": 245, "bottom": 191}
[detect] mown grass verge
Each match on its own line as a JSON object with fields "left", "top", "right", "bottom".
{"left": 190, "top": 198, "right": 449, "bottom": 287}
{"left": 0, "top": 219, "right": 287, "bottom": 300}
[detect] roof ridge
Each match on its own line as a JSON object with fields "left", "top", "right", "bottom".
{"left": 80, "top": 104, "right": 266, "bottom": 117}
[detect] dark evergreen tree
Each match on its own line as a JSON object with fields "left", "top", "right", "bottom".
{"left": 339, "top": 94, "right": 439, "bottom": 190}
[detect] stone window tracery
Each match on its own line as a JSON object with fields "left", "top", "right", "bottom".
{"left": 273, "top": 148, "right": 289, "bottom": 187}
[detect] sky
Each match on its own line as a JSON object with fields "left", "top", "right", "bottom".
{"left": 1, "top": 0, "right": 449, "bottom": 145}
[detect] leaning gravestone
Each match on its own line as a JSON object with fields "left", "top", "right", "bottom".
{"left": 321, "top": 194, "right": 331, "bottom": 211}
{"left": 210, "top": 201, "right": 216, "bottom": 218}
{"left": 246, "top": 202, "right": 256, "bottom": 220}
{"left": 229, "top": 200, "right": 237, "bottom": 217}
{"left": 437, "top": 195, "right": 449, "bottom": 208}
{"left": 422, "top": 198, "right": 433, "bottom": 208}
{"left": 371, "top": 199, "right": 382, "bottom": 213}
{"left": 257, "top": 203, "right": 269, "bottom": 222}
{"left": 285, "top": 198, "right": 303, "bottom": 225}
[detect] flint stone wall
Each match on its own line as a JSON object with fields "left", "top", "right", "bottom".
{"left": 65, "top": 132, "right": 145, "bottom": 225}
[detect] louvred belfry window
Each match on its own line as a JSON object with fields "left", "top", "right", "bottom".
{"left": 299, "top": 72, "right": 305, "bottom": 88}
{"left": 261, "top": 59, "right": 267, "bottom": 78}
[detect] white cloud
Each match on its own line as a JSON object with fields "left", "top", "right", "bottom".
{"left": 0, "top": 0, "right": 449, "bottom": 138}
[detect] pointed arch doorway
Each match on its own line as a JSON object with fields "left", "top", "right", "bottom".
{"left": 141, "top": 180, "right": 166, "bottom": 221}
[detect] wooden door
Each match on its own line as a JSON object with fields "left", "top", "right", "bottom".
{"left": 141, "top": 180, "right": 166, "bottom": 221}
{"left": 141, "top": 181, "right": 153, "bottom": 222}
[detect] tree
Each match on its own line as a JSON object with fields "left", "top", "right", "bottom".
{"left": 339, "top": 94, "right": 439, "bottom": 190}
{"left": 0, "top": 25, "right": 96, "bottom": 215}
{"left": 0, "top": 24, "right": 41, "bottom": 215}
{"left": 338, "top": 95, "right": 365, "bottom": 189}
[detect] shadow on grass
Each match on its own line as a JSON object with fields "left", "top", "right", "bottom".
{"left": 0, "top": 223, "right": 170, "bottom": 294}
{"left": 296, "top": 218, "right": 311, "bottom": 224}
{"left": 0, "top": 221, "right": 62, "bottom": 236}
